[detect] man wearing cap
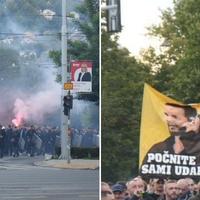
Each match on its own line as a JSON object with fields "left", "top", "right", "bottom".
{"left": 112, "top": 183, "right": 127, "bottom": 200}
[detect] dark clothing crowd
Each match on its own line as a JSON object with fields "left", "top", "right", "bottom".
{"left": 0, "top": 125, "right": 99, "bottom": 159}
{"left": 102, "top": 177, "right": 200, "bottom": 200}
{"left": 71, "top": 128, "right": 99, "bottom": 148}
{"left": 0, "top": 124, "right": 60, "bottom": 158}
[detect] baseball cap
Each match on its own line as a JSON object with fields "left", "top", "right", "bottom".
{"left": 112, "top": 184, "right": 125, "bottom": 192}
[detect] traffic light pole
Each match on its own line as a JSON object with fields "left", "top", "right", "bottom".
{"left": 60, "top": 0, "right": 70, "bottom": 163}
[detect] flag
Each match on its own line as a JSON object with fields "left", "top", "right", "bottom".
{"left": 139, "top": 83, "right": 200, "bottom": 179}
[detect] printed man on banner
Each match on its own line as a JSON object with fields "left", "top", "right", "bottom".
{"left": 77, "top": 63, "right": 91, "bottom": 82}
{"left": 140, "top": 103, "right": 200, "bottom": 178}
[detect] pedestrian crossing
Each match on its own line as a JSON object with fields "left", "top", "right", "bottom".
{"left": 0, "top": 157, "right": 99, "bottom": 200}
{"left": 0, "top": 163, "right": 58, "bottom": 170}
{"left": 0, "top": 183, "right": 98, "bottom": 200}
{"left": 0, "top": 156, "right": 57, "bottom": 170}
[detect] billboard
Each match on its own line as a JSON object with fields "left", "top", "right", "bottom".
{"left": 139, "top": 84, "right": 200, "bottom": 180}
{"left": 71, "top": 60, "right": 92, "bottom": 92}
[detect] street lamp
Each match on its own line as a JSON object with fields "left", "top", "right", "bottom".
{"left": 105, "top": 0, "right": 122, "bottom": 32}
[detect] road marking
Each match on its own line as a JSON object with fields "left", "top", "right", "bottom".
{"left": 0, "top": 164, "right": 59, "bottom": 170}
{"left": 0, "top": 196, "right": 47, "bottom": 199}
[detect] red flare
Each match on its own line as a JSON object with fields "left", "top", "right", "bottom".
{"left": 12, "top": 114, "right": 23, "bottom": 127}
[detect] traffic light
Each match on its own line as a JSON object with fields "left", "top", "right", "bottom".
{"left": 63, "top": 103, "right": 69, "bottom": 116}
{"left": 63, "top": 94, "right": 73, "bottom": 116}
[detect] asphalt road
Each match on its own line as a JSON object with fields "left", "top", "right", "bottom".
{"left": 0, "top": 156, "right": 99, "bottom": 200}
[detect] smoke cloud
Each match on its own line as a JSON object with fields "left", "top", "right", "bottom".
{"left": 12, "top": 87, "right": 60, "bottom": 126}
{"left": 0, "top": 0, "right": 98, "bottom": 129}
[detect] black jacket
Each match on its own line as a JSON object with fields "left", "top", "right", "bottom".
{"left": 77, "top": 72, "right": 91, "bottom": 81}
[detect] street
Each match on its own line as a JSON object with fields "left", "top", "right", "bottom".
{"left": 0, "top": 156, "right": 99, "bottom": 200}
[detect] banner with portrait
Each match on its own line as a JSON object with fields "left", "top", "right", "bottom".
{"left": 71, "top": 60, "right": 92, "bottom": 92}
{"left": 139, "top": 83, "right": 200, "bottom": 179}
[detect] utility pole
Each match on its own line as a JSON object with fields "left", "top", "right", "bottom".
{"left": 60, "top": 0, "right": 70, "bottom": 163}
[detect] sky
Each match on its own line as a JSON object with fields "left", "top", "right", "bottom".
{"left": 118, "top": 0, "right": 174, "bottom": 57}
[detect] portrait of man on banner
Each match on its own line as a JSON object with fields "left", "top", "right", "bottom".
{"left": 139, "top": 84, "right": 200, "bottom": 179}
{"left": 71, "top": 60, "right": 92, "bottom": 92}
{"left": 77, "top": 63, "right": 92, "bottom": 82}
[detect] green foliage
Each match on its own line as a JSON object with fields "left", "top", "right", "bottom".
{"left": 68, "top": 40, "right": 90, "bottom": 59}
{"left": 49, "top": 0, "right": 99, "bottom": 102}
{"left": 71, "top": 0, "right": 99, "bottom": 101}
{"left": 143, "top": 0, "right": 200, "bottom": 103}
{"left": 71, "top": 147, "right": 99, "bottom": 159}
{"left": 101, "top": 30, "right": 152, "bottom": 182}
{"left": 49, "top": 51, "right": 61, "bottom": 67}
{"left": 55, "top": 147, "right": 99, "bottom": 159}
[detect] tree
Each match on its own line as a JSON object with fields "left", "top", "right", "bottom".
{"left": 143, "top": 0, "right": 200, "bottom": 103}
{"left": 101, "top": 30, "right": 152, "bottom": 182}
{"left": 50, "top": 0, "right": 99, "bottom": 102}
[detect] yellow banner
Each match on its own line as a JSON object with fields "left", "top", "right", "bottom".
{"left": 139, "top": 84, "right": 200, "bottom": 179}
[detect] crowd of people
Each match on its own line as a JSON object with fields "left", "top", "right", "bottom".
{"left": 71, "top": 128, "right": 99, "bottom": 148}
{"left": 102, "top": 177, "right": 200, "bottom": 200}
{"left": 0, "top": 124, "right": 99, "bottom": 159}
{"left": 0, "top": 124, "right": 60, "bottom": 158}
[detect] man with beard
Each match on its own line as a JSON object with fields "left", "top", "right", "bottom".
{"left": 164, "top": 180, "right": 179, "bottom": 200}
{"left": 145, "top": 103, "right": 199, "bottom": 155}
{"left": 140, "top": 103, "right": 200, "bottom": 179}
{"left": 140, "top": 103, "right": 200, "bottom": 177}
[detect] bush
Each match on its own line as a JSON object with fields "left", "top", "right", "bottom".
{"left": 55, "top": 147, "right": 99, "bottom": 159}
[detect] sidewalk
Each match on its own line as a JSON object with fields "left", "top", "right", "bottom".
{"left": 34, "top": 159, "right": 99, "bottom": 170}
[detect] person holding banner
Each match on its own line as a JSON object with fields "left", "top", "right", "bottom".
{"left": 160, "top": 104, "right": 199, "bottom": 153}
{"left": 140, "top": 103, "right": 200, "bottom": 178}
{"left": 142, "top": 103, "right": 200, "bottom": 157}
